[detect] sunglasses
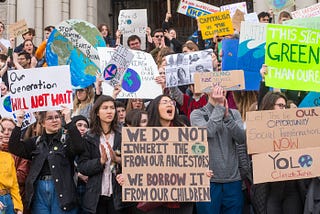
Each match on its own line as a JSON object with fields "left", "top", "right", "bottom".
{"left": 155, "top": 35, "right": 163, "bottom": 38}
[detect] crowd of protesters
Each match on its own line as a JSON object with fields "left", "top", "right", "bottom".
{"left": 0, "top": 6, "right": 319, "bottom": 214}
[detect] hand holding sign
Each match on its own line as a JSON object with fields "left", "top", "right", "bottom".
{"left": 15, "top": 109, "right": 25, "bottom": 127}
{"left": 209, "top": 85, "right": 225, "bottom": 106}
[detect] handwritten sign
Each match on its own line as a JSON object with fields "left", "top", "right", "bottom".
{"left": 244, "top": 12, "right": 259, "bottom": 23}
{"left": 99, "top": 47, "right": 163, "bottom": 99}
{"left": 265, "top": 24, "right": 320, "bottom": 92}
{"left": 0, "top": 94, "right": 36, "bottom": 130}
{"left": 298, "top": 92, "right": 320, "bottom": 108}
{"left": 165, "top": 49, "right": 213, "bottom": 88}
{"left": 237, "top": 21, "right": 266, "bottom": 90}
{"left": 291, "top": 3, "right": 320, "bottom": 18}
{"left": 8, "top": 65, "right": 73, "bottom": 112}
{"left": 118, "top": 9, "right": 147, "bottom": 50}
{"left": 232, "top": 9, "right": 245, "bottom": 32}
{"left": 284, "top": 16, "right": 320, "bottom": 30}
{"left": 100, "top": 45, "right": 134, "bottom": 87}
{"left": 177, "top": 0, "right": 219, "bottom": 18}
{"left": 252, "top": 147, "right": 320, "bottom": 184}
{"left": 246, "top": 107, "right": 320, "bottom": 154}
{"left": 194, "top": 70, "right": 245, "bottom": 93}
{"left": 122, "top": 127, "right": 210, "bottom": 202}
{"left": 199, "top": 11, "right": 234, "bottom": 40}
{"left": 220, "top": 2, "right": 247, "bottom": 18}
{"left": 9, "top": 19, "right": 28, "bottom": 38}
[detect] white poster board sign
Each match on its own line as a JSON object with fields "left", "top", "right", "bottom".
{"left": 220, "top": 2, "right": 247, "bottom": 18}
{"left": 99, "top": 47, "right": 162, "bottom": 99}
{"left": 8, "top": 65, "right": 73, "bottom": 112}
{"left": 118, "top": 9, "right": 147, "bottom": 50}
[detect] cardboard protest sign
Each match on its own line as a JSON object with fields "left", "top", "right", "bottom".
{"left": 237, "top": 22, "right": 266, "bottom": 90}
{"left": 267, "top": 0, "right": 294, "bottom": 12}
{"left": 177, "top": 0, "right": 219, "bottom": 18}
{"left": 122, "top": 127, "right": 210, "bottom": 202}
{"left": 0, "top": 94, "right": 36, "bottom": 130}
{"left": 8, "top": 65, "right": 73, "bottom": 112}
{"left": 291, "top": 3, "right": 320, "bottom": 18}
{"left": 222, "top": 38, "right": 239, "bottom": 71}
{"left": 194, "top": 70, "right": 245, "bottom": 93}
{"left": 118, "top": 9, "right": 147, "bottom": 50}
{"left": 252, "top": 147, "right": 320, "bottom": 184}
{"left": 246, "top": 107, "right": 320, "bottom": 154}
{"left": 165, "top": 49, "right": 213, "bottom": 88}
{"left": 244, "top": 12, "right": 259, "bottom": 23}
{"left": 9, "top": 19, "right": 28, "bottom": 38}
{"left": 199, "top": 11, "right": 234, "bottom": 40}
{"left": 284, "top": 16, "right": 320, "bottom": 30}
{"left": 46, "top": 19, "right": 106, "bottom": 89}
{"left": 99, "top": 45, "right": 134, "bottom": 87}
{"left": 265, "top": 24, "right": 320, "bottom": 92}
{"left": 298, "top": 92, "right": 320, "bottom": 108}
{"left": 220, "top": 2, "right": 247, "bottom": 18}
{"left": 232, "top": 9, "right": 245, "bottom": 32}
{"left": 98, "top": 47, "right": 162, "bottom": 99}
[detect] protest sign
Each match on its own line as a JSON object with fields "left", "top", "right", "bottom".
{"left": 194, "top": 70, "right": 245, "bottom": 93}
{"left": 220, "top": 2, "right": 247, "bottom": 18}
{"left": 8, "top": 65, "right": 73, "bottom": 112}
{"left": 244, "top": 12, "right": 259, "bottom": 23}
{"left": 165, "top": 49, "right": 213, "bottom": 88}
{"left": 265, "top": 24, "right": 320, "bottom": 92}
{"left": 100, "top": 45, "right": 134, "bottom": 87}
{"left": 177, "top": 0, "right": 219, "bottom": 18}
{"left": 246, "top": 107, "right": 320, "bottom": 154}
{"left": 222, "top": 38, "right": 239, "bottom": 71}
{"left": 99, "top": 47, "right": 162, "bottom": 99}
{"left": 118, "top": 9, "right": 147, "bottom": 50}
{"left": 0, "top": 94, "right": 36, "bottom": 130}
{"left": 9, "top": 19, "right": 28, "bottom": 38}
{"left": 299, "top": 92, "right": 320, "bottom": 108}
{"left": 267, "top": 0, "right": 294, "bottom": 12}
{"left": 232, "top": 9, "right": 245, "bottom": 32}
{"left": 199, "top": 11, "right": 234, "bottom": 40}
{"left": 46, "top": 19, "right": 106, "bottom": 89}
{"left": 237, "top": 22, "right": 266, "bottom": 90}
{"left": 291, "top": 3, "right": 320, "bottom": 18}
{"left": 122, "top": 127, "right": 210, "bottom": 202}
{"left": 252, "top": 147, "right": 320, "bottom": 184}
{"left": 284, "top": 16, "right": 320, "bottom": 30}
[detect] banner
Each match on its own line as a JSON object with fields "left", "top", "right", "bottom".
{"left": 118, "top": 9, "right": 147, "bottom": 50}
{"left": 220, "top": 2, "right": 247, "bottom": 18}
{"left": 165, "top": 49, "right": 213, "bottom": 88}
{"left": 8, "top": 65, "right": 73, "bottom": 112}
{"left": 265, "top": 24, "right": 320, "bottom": 92}
{"left": 99, "top": 47, "right": 163, "bottom": 99}
{"left": 252, "top": 147, "right": 320, "bottom": 184}
{"left": 100, "top": 45, "right": 134, "bottom": 87}
{"left": 0, "top": 94, "right": 36, "bottom": 130}
{"left": 222, "top": 38, "right": 239, "bottom": 71}
{"left": 122, "top": 127, "right": 210, "bottom": 202}
{"left": 9, "top": 19, "right": 28, "bottom": 38}
{"left": 291, "top": 3, "right": 320, "bottom": 18}
{"left": 177, "top": 0, "right": 219, "bottom": 18}
{"left": 237, "top": 22, "right": 266, "bottom": 90}
{"left": 194, "top": 70, "right": 245, "bottom": 93}
{"left": 246, "top": 107, "right": 320, "bottom": 154}
{"left": 199, "top": 11, "right": 234, "bottom": 39}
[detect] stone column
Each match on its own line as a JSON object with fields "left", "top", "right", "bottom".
{"left": 70, "top": 0, "right": 87, "bottom": 20}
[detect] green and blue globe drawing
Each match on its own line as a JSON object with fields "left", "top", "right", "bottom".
{"left": 122, "top": 68, "right": 141, "bottom": 93}
{"left": 46, "top": 19, "right": 106, "bottom": 89}
{"left": 3, "top": 95, "right": 12, "bottom": 112}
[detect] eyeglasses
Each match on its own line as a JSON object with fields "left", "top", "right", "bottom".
{"left": 45, "top": 115, "right": 61, "bottom": 121}
{"left": 274, "top": 103, "right": 286, "bottom": 109}
{"left": 159, "top": 100, "right": 176, "bottom": 106}
{"left": 76, "top": 89, "right": 86, "bottom": 92}
{"left": 155, "top": 35, "right": 163, "bottom": 38}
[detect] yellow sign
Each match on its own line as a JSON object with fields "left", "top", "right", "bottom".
{"left": 199, "top": 11, "right": 234, "bottom": 40}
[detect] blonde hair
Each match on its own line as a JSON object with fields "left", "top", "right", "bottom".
{"left": 73, "top": 86, "right": 95, "bottom": 111}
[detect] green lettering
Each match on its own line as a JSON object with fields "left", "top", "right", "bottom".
{"left": 267, "top": 42, "right": 280, "bottom": 61}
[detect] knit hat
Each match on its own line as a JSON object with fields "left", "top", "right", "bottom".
{"left": 72, "top": 115, "right": 89, "bottom": 127}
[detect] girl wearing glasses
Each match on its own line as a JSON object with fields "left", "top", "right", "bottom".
{"left": 8, "top": 108, "right": 85, "bottom": 214}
